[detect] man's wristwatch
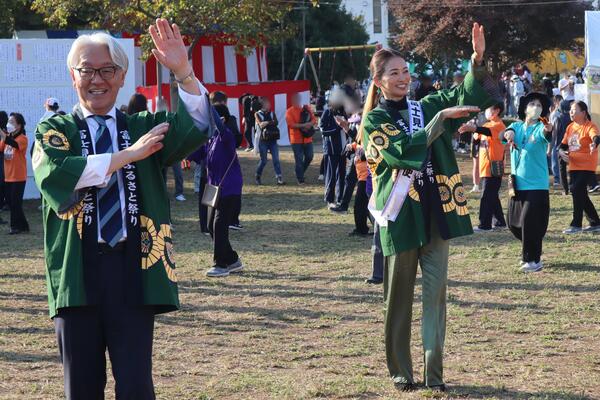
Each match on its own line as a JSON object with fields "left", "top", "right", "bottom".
{"left": 175, "top": 69, "right": 195, "bottom": 85}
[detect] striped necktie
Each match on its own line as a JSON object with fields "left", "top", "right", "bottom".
{"left": 93, "top": 115, "right": 123, "bottom": 247}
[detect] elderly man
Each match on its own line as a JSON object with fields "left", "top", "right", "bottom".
{"left": 33, "top": 19, "right": 211, "bottom": 399}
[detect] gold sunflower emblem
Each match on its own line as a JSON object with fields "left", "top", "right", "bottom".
{"left": 42, "top": 130, "right": 70, "bottom": 151}
{"left": 159, "top": 224, "right": 177, "bottom": 283}
{"left": 140, "top": 216, "right": 162, "bottom": 269}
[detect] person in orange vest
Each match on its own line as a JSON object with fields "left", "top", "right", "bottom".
{"left": 285, "top": 93, "right": 316, "bottom": 184}
{"left": 459, "top": 103, "right": 507, "bottom": 231}
{"left": 560, "top": 101, "right": 600, "bottom": 234}
{"left": 0, "top": 112, "right": 29, "bottom": 234}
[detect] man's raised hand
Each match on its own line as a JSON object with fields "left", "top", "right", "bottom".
{"left": 149, "top": 18, "right": 190, "bottom": 80}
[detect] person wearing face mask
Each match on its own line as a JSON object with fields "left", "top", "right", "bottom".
{"left": 458, "top": 103, "right": 507, "bottom": 231}
{"left": 361, "top": 23, "right": 499, "bottom": 392}
{"left": 0, "top": 113, "right": 30, "bottom": 234}
{"left": 559, "top": 101, "right": 600, "bottom": 234}
{"left": 503, "top": 92, "right": 553, "bottom": 273}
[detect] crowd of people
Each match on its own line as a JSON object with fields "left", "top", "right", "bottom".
{"left": 1, "top": 17, "right": 599, "bottom": 398}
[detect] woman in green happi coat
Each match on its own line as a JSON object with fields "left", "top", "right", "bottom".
{"left": 359, "top": 23, "right": 499, "bottom": 392}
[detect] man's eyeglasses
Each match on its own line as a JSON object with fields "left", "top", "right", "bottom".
{"left": 72, "top": 65, "right": 121, "bottom": 81}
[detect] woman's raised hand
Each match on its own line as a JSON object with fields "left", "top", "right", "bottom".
{"left": 472, "top": 23, "right": 485, "bottom": 64}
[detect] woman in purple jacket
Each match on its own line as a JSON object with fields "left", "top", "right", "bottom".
{"left": 189, "top": 107, "right": 244, "bottom": 277}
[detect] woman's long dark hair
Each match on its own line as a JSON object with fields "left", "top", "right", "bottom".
{"left": 357, "top": 48, "right": 404, "bottom": 144}
{"left": 9, "top": 112, "right": 26, "bottom": 135}
{"left": 0, "top": 111, "right": 7, "bottom": 131}
{"left": 127, "top": 93, "right": 148, "bottom": 115}
{"left": 574, "top": 101, "right": 592, "bottom": 121}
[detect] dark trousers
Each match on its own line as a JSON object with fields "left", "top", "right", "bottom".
{"left": 54, "top": 249, "right": 155, "bottom": 400}
{"left": 244, "top": 123, "right": 254, "bottom": 148}
{"left": 208, "top": 194, "right": 240, "bottom": 266}
{"left": 324, "top": 154, "right": 345, "bottom": 204}
{"left": 589, "top": 171, "right": 599, "bottom": 189}
{"left": 231, "top": 197, "right": 241, "bottom": 226}
{"left": 559, "top": 158, "right": 569, "bottom": 194}
{"left": 478, "top": 177, "right": 506, "bottom": 230}
{"left": 569, "top": 170, "right": 600, "bottom": 228}
{"left": 354, "top": 180, "right": 370, "bottom": 234}
{"left": 5, "top": 181, "right": 28, "bottom": 231}
{"left": 197, "top": 176, "right": 209, "bottom": 233}
{"left": 161, "top": 165, "right": 184, "bottom": 197}
{"left": 319, "top": 157, "right": 325, "bottom": 175}
{"left": 291, "top": 143, "right": 314, "bottom": 182}
{"left": 0, "top": 153, "right": 5, "bottom": 209}
{"left": 507, "top": 190, "right": 549, "bottom": 263}
{"left": 370, "top": 223, "right": 384, "bottom": 280}
{"left": 340, "top": 155, "right": 358, "bottom": 209}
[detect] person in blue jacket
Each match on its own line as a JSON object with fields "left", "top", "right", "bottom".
{"left": 319, "top": 91, "right": 349, "bottom": 208}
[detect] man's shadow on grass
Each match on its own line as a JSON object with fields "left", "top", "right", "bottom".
{"left": 448, "top": 278, "right": 599, "bottom": 293}
{"left": 448, "top": 384, "right": 593, "bottom": 400}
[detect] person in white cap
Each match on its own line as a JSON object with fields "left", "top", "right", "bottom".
{"left": 40, "top": 97, "right": 60, "bottom": 123}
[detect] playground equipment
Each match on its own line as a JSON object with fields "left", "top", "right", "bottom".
{"left": 293, "top": 44, "right": 381, "bottom": 92}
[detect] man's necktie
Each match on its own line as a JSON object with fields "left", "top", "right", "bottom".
{"left": 93, "top": 115, "right": 123, "bottom": 247}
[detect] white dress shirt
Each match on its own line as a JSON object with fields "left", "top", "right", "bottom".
{"left": 74, "top": 81, "right": 211, "bottom": 242}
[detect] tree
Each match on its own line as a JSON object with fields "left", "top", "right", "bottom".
{"left": 29, "top": 0, "right": 293, "bottom": 56}
{"left": 389, "top": 0, "right": 592, "bottom": 77}
{"left": 29, "top": 0, "right": 293, "bottom": 109}
{"left": 268, "top": 0, "right": 371, "bottom": 91}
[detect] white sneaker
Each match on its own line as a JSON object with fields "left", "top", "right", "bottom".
{"left": 470, "top": 185, "right": 480, "bottom": 193}
{"left": 327, "top": 202, "right": 337, "bottom": 209}
{"left": 175, "top": 194, "right": 186, "bottom": 201}
{"left": 206, "top": 266, "right": 230, "bottom": 277}
{"left": 520, "top": 261, "right": 543, "bottom": 273}
{"left": 582, "top": 224, "right": 600, "bottom": 233}
{"left": 227, "top": 259, "right": 244, "bottom": 273}
{"left": 318, "top": 174, "right": 324, "bottom": 182}
{"left": 563, "top": 226, "right": 583, "bottom": 234}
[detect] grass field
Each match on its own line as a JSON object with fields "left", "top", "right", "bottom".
{"left": 0, "top": 147, "right": 599, "bottom": 400}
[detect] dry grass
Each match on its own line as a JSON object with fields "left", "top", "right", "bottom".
{"left": 0, "top": 147, "right": 599, "bottom": 399}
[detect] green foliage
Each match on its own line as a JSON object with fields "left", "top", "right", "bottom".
{"left": 390, "top": 0, "right": 592, "bottom": 77}
{"left": 0, "top": 0, "right": 30, "bottom": 38}
{"left": 267, "top": 0, "right": 371, "bottom": 90}
{"left": 28, "top": 0, "right": 293, "bottom": 57}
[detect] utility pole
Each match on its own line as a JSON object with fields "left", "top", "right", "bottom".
{"left": 302, "top": 0, "right": 307, "bottom": 79}
{"left": 281, "top": 19, "right": 285, "bottom": 80}
{"left": 155, "top": 63, "right": 167, "bottom": 112}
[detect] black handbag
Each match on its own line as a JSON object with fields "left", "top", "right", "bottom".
{"left": 299, "top": 106, "right": 315, "bottom": 138}
{"left": 259, "top": 111, "right": 280, "bottom": 141}
{"left": 201, "top": 157, "right": 237, "bottom": 208}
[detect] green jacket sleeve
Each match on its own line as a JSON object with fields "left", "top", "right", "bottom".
{"left": 363, "top": 110, "right": 428, "bottom": 171}
{"left": 32, "top": 118, "right": 87, "bottom": 214}
{"left": 130, "top": 94, "right": 210, "bottom": 168}
{"left": 420, "top": 63, "right": 497, "bottom": 136}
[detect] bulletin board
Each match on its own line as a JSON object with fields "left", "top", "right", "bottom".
{"left": 0, "top": 38, "right": 136, "bottom": 199}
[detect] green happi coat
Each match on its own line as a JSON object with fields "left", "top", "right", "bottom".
{"left": 33, "top": 97, "right": 208, "bottom": 318}
{"left": 363, "top": 70, "right": 496, "bottom": 257}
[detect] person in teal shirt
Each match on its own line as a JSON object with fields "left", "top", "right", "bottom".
{"left": 503, "top": 92, "right": 553, "bottom": 273}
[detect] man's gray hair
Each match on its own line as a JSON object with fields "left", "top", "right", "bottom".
{"left": 67, "top": 32, "right": 128, "bottom": 72}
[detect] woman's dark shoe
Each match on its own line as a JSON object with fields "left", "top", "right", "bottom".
{"left": 427, "top": 384, "right": 446, "bottom": 393}
{"left": 365, "top": 277, "right": 383, "bottom": 285}
{"left": 394, "top": 382, "right": 416, "bottom": 392}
